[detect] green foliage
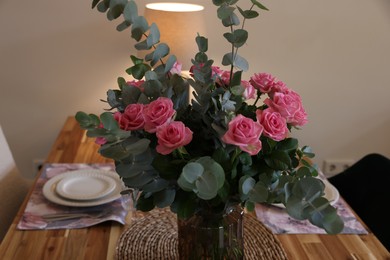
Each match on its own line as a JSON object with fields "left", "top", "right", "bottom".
{"left": 75, "top": 0, "right": 345, "bottom": 234}
{"left": 178, "top": 157, "right": 225, "bottom": 200}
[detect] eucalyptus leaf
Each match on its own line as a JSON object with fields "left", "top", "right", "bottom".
{"left": 147, "top": 23, "right": 160, "bottom": 47}
{"left": 129, "top": 63, "right": 151, "bottom": 80}
{"left": 222, "top": 12, "right": 240, "bottom": 27}
{"left": 123, "top": 138, "right": 151, "bottom": 155}
{"left": 177, "top": 174, "right": 196, "bottom": 191}
{"left": 142, "top": 178, "right": 169, "bottom": 192}
{"left": 250, "top": 0, "right": 269, "bottom": 11}
{"left": 302, "top": 145, "right": 315, "bottom": 158}
{"left": 164, "top": 55, "right": 177, "bottom": 73}
{"left": 150, "top": 43, "right": 170, "bottom": 66}
{"left": 116, "top": 20, "right": 131, "bottom": 31}
{"left": 99, "top": 142, "right": 131, "bottom": 160}
{"left": 92, "top": 0, "right": 101, "bottom": 9}
{"left": 222, "top": 53, "right": 248, "bottom": 71}
{"left": 122, "top": 169, "right": 157, "bottom": 188}
{"left": 120, "top": 84, "right": 142, "bottom": 105}
{"left": 134, "top": 40, "right": 149, "bottom": 51}
{"left": 264, "top": 150, "right": 291, "bottom": 170}
{"left": 115, "top": 160, "right": 154, "bottom": 178}
{"left": 249, "top": 182, "right": 268, "bottom": 202}
{"left": 196, "top": 36, "right": 208, "bottom": 52}
{"left": 212, "top": 0, "right": 225, "bottom": 6}
{"left": 123, "top": 0, "right": 138, "bottom": 23}
{"left": 97, "top": 0, "right": 110, "bottom": 13}
{"left": 100, "top": 112, "right": 119, "bottom": 130}
{"left": 131, "top": 16, "right": 148, "bottom": 41}
{"left": 241, "top": 176, "right": 255, "bottom": 195}
{"left": 182, "top": 162, "right": 204, "bottom": 182}
{"left": 143, "top": 80, "right": 163, "bottom": 98}
{"left": 217, "top": 5, "right": 235, "bottom": 20}
{"left": 195, "top": 171, "right": 219, "bottom": 200}
{"left": 136, "top": 194, "right": 155, "bottom": 211}
{"left": 223, "top": 29, "right": 248, "bottom": 48}
{"left": 237, "top": 6, "right": 259, "bottom": 19}
{"left": 107, "top": 0, "right": 126, "bottom": 20}
{"left": 153, "top": 188, "right": 176, "bottom": 208}
{"left": 75, "top": 112, "right": 100, "bottom": 129}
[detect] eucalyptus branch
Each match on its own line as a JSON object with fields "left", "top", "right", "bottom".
{"left": 229, "top": 24, "right": 235, "bottom": 89}
{"left": 141, "top": 32, "right": 166, "bottom": 68}
{"left": 253, "top": 90, "right": 262, "bottom": 106}
{"left": 241, "top": 4, "right": 255, "bottom": 30}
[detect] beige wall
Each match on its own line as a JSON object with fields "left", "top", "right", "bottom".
{"left": 1, "top": 0, "right": 389, "bottom": 179}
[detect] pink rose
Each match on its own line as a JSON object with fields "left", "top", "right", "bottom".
{"left": 121, "top": 103, "right": 145, "bottom": 131}
{"left": 267, "top": 80, "right": 288, "bottom": 99}
{"left": 169, "top": 61, "right": 182, "bottom": 75}
{"left": 95, "top": 137, "right": 107, "bottom": 145}
{"left": 127, "top": 80, "right": 145, "bottom": 91}
{"left": 290, "top": 109, "right": 308, "bottom": 127}
{"left": 241, "top": 80, "right": 256, "bottom": 100}
{"left": 156, "top": 121, "right": 193, "bottom": 155}
{"left": 211, "top": 66, "right": 223, "bottom": 77}
{"left": 143, "top": 97, "right": 175, "bottom": 133}
{"left": 256, "top": 108, "right": 289, "bottom": 141}
{"left": 264, "top": 90, "right": 308, "bottom": 127}
{"left": 217, "top": 70, "right": 231, "bottom": 86}
{"left": 272, "top": 80, "right": 288, "bottom": 93}
{"left": 222, "top": 115, "right": 263, "bottom": 155}
{"left": 114, "top": 104, "right": 145, "bottom": 131}
{"left": 249, "top": 73, "right": 275, "bottom": 93}
{"left": 114, "top": 111, "right": 127, "bottom": 130}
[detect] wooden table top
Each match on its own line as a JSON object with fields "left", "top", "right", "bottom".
{"left": 1, "top": 116, "right": 389, "bottom": 260}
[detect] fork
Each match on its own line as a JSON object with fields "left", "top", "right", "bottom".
{"left": 41, "top": 211, "right": 107, "bottom": 222}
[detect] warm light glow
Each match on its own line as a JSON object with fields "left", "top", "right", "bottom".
{"left": 145, "top": 2, "right": 204, "bottom": 12}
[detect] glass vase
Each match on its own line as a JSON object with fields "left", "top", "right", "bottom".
{"left": 177, "top": 205, "right": 244, "bottom": 260}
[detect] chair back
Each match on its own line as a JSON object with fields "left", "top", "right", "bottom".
{"left": 328, "top": 153, "right": 390, "bottom": 251}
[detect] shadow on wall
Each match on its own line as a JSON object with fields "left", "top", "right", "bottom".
{"left": 0, "top": 21, "right": 133, "bottom": 180}
{"left": 332, "top": 118, "right": 390, "bottom": 161}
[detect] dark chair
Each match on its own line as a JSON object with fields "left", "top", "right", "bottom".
{"left": 328, "top": 153, "right": 390, "bottom": 251}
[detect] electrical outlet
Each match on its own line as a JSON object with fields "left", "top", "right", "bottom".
{"left": 323, "top": 159, "right": 355, "bottom": 177}
{"left": 32, "top": 159, "right": 45, "bottom": 175}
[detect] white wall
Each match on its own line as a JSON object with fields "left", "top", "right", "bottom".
{"left": 1, "top": 0, "right": 389, "bottom": 179}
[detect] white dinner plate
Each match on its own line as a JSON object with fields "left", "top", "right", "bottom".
{"left": 43, "top": 169, "right": 123, "bottom": 207}
{"left": 56, "top": 172, "right": 116, "bottom": 201}
{"left": 272, "top": 178, "right": 340, "bottom": 208}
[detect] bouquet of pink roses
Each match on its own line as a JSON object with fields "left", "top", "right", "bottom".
{"left": 76, "top": 0, "right": 343, "bottom": 234}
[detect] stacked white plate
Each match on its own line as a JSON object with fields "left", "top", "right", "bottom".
{"left": 42, "top": 169, "right": 123, "bottom": 207}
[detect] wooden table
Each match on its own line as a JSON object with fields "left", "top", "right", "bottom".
{"left": 1, "top": 116, "right": 389, "bottom": 260}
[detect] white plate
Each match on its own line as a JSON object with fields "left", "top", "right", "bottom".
{"left": 56, "top": 173, "right": 116, "bottom": 201}
{"left": 272, "top": 178, "right": 340, "bottom": 208}
{"left": 43, "top": 169, "right": 123, "bottom": 207}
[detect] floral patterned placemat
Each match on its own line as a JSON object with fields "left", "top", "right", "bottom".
{"left": 17, "top": 163, "right": 368, "bottom": 234}
{"left": 255, "top": 199, "right": 368, "bottom": 234}
{"left": 17, "top": 163, "right": 127, "bottom": 230}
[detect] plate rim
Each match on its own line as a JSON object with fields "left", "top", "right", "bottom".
{"left": 42, "top": 169, "right": 123, "bottom": 207}
{"left": 56, "top": 173, "right": 117, "bottom": 201}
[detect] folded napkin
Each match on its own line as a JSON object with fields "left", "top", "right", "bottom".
{"left": 17, "top": 163, "right": 127, "bottom": 230}
{"left": 255, "top": 198, "right": 368, "bottom": 234}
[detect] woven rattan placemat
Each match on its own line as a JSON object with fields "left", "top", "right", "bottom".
{"left": 116, "top": 208, "right": 288, "bottom": 260}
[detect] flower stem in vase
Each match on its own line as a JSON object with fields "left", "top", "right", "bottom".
{"left": 177, "top": 205, "right": 244, "bottom": 260}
